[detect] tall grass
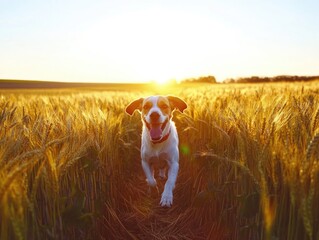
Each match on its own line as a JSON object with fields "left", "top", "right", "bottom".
{"left": 1, "top": 82, "right": 319, "bottom": 239}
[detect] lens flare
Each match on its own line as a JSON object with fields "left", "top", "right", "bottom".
{"left": 180, "top": 144, "right": 190, "bottom": 155}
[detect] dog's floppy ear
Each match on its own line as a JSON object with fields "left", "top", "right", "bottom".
{"left": 167, "top": 96, "right": 187, "bottom": 113}
{"left": 125, "top": 98, "right": 144, "bottom": 115}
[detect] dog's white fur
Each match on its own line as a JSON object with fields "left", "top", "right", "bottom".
{"left": 125, "top": 95, "right": 187, "bottom": 207}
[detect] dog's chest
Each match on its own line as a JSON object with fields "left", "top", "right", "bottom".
{"left": 148, "top": 152, "right": 169, "bottom": 168}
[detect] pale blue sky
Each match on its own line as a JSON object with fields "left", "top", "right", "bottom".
{"left": 0, "top": 0, "right": 318, "bottom": 83}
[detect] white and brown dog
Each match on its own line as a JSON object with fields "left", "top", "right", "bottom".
{"left": 125, "top": 95, "right": 187, "bottom": 207}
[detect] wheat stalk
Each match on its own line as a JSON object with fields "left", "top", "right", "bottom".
{"left": 311, "top": 106, "right": 319, "bottom": 132}
{"left": 306, "top": 131, "right": 319, "bottom": 161}
{"left": 0, "top": 160, "right": 34, "bottom": 202}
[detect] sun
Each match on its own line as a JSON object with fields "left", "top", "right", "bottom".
{"left": 155, "top": 78, "right": 170, "bottom": 85}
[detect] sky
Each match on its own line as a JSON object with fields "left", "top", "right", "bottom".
{"left": 0, "top": 0, "right": 318, "bottom": 83}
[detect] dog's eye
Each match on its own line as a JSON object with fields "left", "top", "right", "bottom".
{"left": 161, "top": 105, "right": 168, "bottom": 109}
{"left": 143, "top": 105, "right": 150, "bottom": 110}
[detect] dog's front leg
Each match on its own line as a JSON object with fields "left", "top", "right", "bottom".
{"left": 160, "top": 160, "right": 179, "bottom": 207}
{"left": 141, "top": 160, "right": 157, "bottom": 187}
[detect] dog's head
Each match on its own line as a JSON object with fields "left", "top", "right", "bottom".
{"left": 125, "top": 95, "right": 187, "bottom": 141}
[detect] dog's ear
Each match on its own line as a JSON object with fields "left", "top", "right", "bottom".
{"left": 167, "top": 96, "right": 187, "bottom": 113}
{"left": 125, "top": 98, "right": 144, "bottom": 115}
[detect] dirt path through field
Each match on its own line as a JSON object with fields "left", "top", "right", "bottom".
{"left": 118, "top": 174, "right": 205, "bottom": 240}
{"left": 100, "top": 152, "right": 222, "bottom": 240}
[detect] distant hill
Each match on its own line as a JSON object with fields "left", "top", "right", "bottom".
{"left": 0, "top": 79, "right": 149, "bottom": 90}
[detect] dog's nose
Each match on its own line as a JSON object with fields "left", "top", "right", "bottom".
{"left": 150, "top": 112, "right": 160, "bottom": 121}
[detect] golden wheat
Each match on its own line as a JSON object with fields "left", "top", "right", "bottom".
{"left": 0, "top": 81, "right": 319, "bottom": 239}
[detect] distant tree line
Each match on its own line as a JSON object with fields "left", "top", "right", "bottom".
{"left": 224, "top": 75, "right": 319, "bottom": 84}
{"left": 181, "top": 75, "right": 217, "bottom": 84}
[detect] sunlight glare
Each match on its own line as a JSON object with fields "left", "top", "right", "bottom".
{"left": 70, "top": 8, "right": 232, "bottom": 83}
{"left": 154, "top": 78, "right": 170, "bottom": 85}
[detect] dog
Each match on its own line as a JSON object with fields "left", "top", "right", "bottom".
{"left": 125, "top": 95, "right": 187, "bottom": 207}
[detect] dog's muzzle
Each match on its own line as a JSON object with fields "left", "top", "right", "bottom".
{"left": 143, "top": 117, "right": 168, "bottom": 141}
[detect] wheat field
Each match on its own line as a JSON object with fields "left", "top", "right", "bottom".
{"left": 1, "top": 82, "right": 319, "bottom": 240}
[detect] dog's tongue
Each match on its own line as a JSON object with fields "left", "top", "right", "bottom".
{"left": 150, "top": 125, "right": 162, "bottom": 140}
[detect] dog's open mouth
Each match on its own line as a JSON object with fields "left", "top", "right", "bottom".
{"left": 150, "top": 123, "right": 163, "bottom": 140}
{"left": 144, "top": 119, "right": 168, "bottom": 141}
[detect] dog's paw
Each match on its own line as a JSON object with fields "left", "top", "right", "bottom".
{"left": 146, "top": 178, "right": 157, "bottom": 187}
{"left": 160, "top": 192, "right": 173, "bottom": 207}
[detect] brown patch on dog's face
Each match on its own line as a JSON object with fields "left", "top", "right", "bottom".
{"left": 141, "top": 97, "right": 153, "bottom": 116}
{"left": 157, "top": 96, "right": 172, "bottom": 118}
{"left": 141, "top": 96, "right": 173, "bottom": 121}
